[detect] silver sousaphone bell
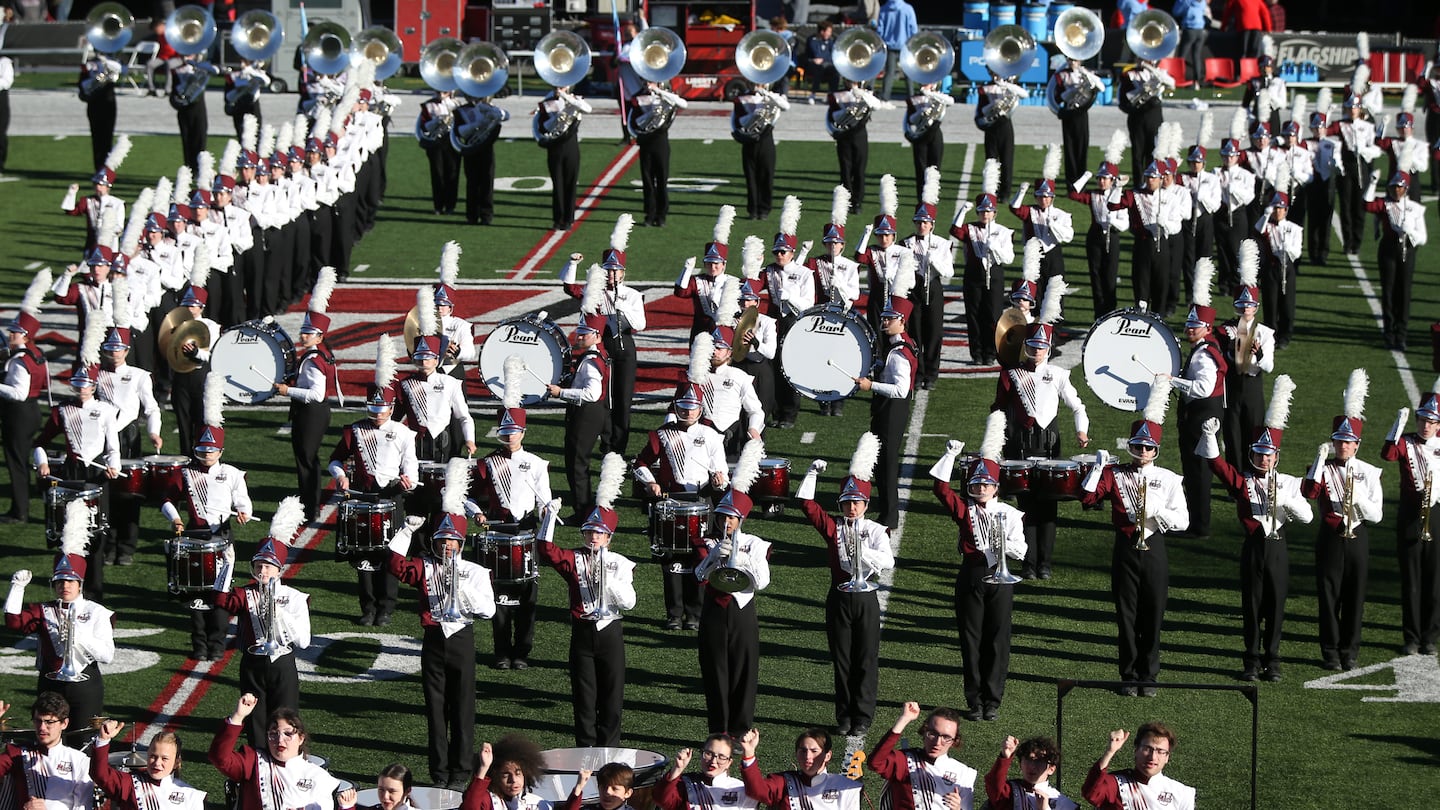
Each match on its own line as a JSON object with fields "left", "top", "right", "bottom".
{"left": 352, "top": 26, "right": 403, "bottom": 81}
{"left": 85, "top": 2, "right": 134, "bottom": 54}
{"left": 164, "top": 5, "right": 217, "bottom": 57}
{"left": 1126, "top": 9, "right": 1180, "bottom": 63}
{"left": 630, "top": 27, "right": 687, "bottom": 84}
{"left": 899, "top": 31, "right": 954, "bottom": 86}
{"left": 1053, "top": 6, "right": 1105, "bottom": 62}
{"left": 833, "top": 26, "right": 887, "bottom": 83}
{"left": 735, "top": 29, "right": 792, "bottom": 86}
{"left": 419, "top": 37, "right": 465, "bottom": 92}
{"left": 301, "top": 21, "right": 352, "bottom": 76}
{"left": 533, "top": 30, "right": 593, "bottom": 88}
{"left": 231, "top": 10, "right": 284, "bottom": 63}
{"left": 982, "top": 25, "right": 1037, "bottom": 80}
{"left": 453, "top": 41, "right": 509, "bottom": 98}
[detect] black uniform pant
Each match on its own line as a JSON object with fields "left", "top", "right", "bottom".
{"left": 1223, "top": 373, "right": 1264, "bottom": 472}
{"left": 176, "top": 101, "right": 207, "bottom": 174}
{"left": 332, "top": 194, "right": 359, "bottom": 278}
{"left": 698, "top": 596, "right": 759, "bottom": 737}
{"left": 172, "top": 367, "right": 207, "bottom": 456}
{"left": 87, "top": 91, "right": 116, "bottom": 173}
{"left": 1378, "top": 237, "right": 1417, "bottom": 348}
{"left": 1179, "top": 397, "right": 1222, "bottom": 536}
{"left": 191, "top": 602, "right": 230, "bottom": 657}
{"left": 38, "top": 662, "right": 103, "bottom": 725}
{"left": 242, "top": 225, "right": 269, "bottom": 319}
{"left": 565, "top": 400, "right": 609, "bottom": 517}
{"left": 463, "top": 144, "right": 496, "bottom": 225}
{"left": 1429, "top": 110, "right": 1440, "bottom": 194}
{"left": 1214, "top": 207, "right": 1251, "bottom": 290}
{"left": 963, "top": 264, "right": 1004, "bottom": 365}
{"left": 229, "top": 96, "right": 259, "bottom": 140}
{"left": 773, "top": 315, "right": 799, "bottom": 424}
{"left": 954, "top": 559, "right": 1013, "bottom": 710}
{"left": 356, "top": 563, "right": 398, "bottom": 619}
{"left": 602, "top": 333, "right": 636, "bottom": 455}
{"left": 659, "top": 550, "right": 702, "bottom": 623}
{"left": 1059, "top": 108, "right": 1089, "bottom": 187}
{"left": 1305, "top": 174, "right": 1335, "bottom": 264}
{"left": 1315, "top": 524, "right": 1368, "bottom": 666}
{"left": 637, "top": 131, "right": 670, "bottom": 225}
{"left": 0, "top": 88, "right": 9, "bottom": 171}
{"left": 982, "top": 118, "right": 1015, "bottom": 200}
{"left": 1260, "top": 258, "right": 1298, "bottom": 345}
{"left": 424, "top": 144, "right": 460, "bottom": 214}
{"left": 309, "top": 208, "right": 334, "bottom": 287}
{"left": 110, "top": 423, "right": 142, "bottom": 559}
{"left": 569, "top": 618, "right": 625, "bottom": 747}
{"left": 547, "top": 136, "right": 580, "bottom": 229}
{"left": 1007, "top": 424, "right": 1061, "bottom": 575}
{"left": 1086, "top": 225, "right": 1120, "bottom": 319}
{"left": 1337, "top": 154, "right": 1370, "bottom": 255}
{"left": 210, "top": 266, "right": 246, "bottom": 328}
{"left": 290, "top": 401, "right": 330, "bottom": 517}
{"left": 1183, "top": 213, "right": 1216, "bottom": 282}
{"left": 238, "top": 652, "right": 300, "bottom": 750}
{"left": 1112, "top": 533, "right": 1168, "bottom": 683}
{"left": 870, "top": 395, "right": 911, "bottom": 530}
{"left": 1396, "top": 508, "right": 1440, "bottom": 649}
{"left": 492, "top": 579, "right": 537, "bottom": 662}
{"left": 908, "top": 281, "right": 945, "bottom": 384}
{"left": 1131, "top": 234, "right": 1168, "bottom": 311}
{"left": 263, "top": 224, "right": 292, "bottom": 317}
{"left": 1127, "top": 106, "right": 1162, "bottom": 183}
{"left": 421, "top": 624, "right": 476, "bottom": 785}
{"left": 1, "top": 398, "right": 40, "bottom": 521}
{"left": 740, "top": 133, "right": 775, "bottom": 218}
{"left": 910, "top": 128, "right": 942, "bottom": 200}
{"left": 289, "top": 213, "right": 314, "bottom": 305}
{"left": 826, "top": 587, "right": 880, "bottom": 728}
{"left": 737, "top": 359, "right": 776, "bottom": 421}
{"left": 1161, "top": 234, "right": 1183, "bottom": 315}
{"left": 358, "top": 156, "right": 382, "bottom": 234}
{"left": 1240, "top": 533, "right": 1289, "bottom": 671}
{"left": 835, "top": 128, "right": 869, "bottom": 215}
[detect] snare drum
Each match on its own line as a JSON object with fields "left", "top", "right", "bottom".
{"left": 337, "top": 499, "right": 396, "bottom": 564}
{"left": 165, "top": 532, "right": 233, "bottom": 593}
{"left": 472, "top": 530, "right": 539, "bottom": 584}
{"left": 44, "top": 483, "right": 103, "bottom": 549}
{"left": 1072, "top": 452, "right": 1116, "bottom": 482}
{"left": 1033, "top": 459, "right": 1082, "bottom": 501}
{"left": 998, "top": 460, "right": 1034, "bottom": 498}
{"left": 479, "top": 316, "right": 572, "bottom": 406}
{"left": 142, "top": 455, "right": 190, "bottom": 502}
{"left": 779, "top": 305, "right": 877, "bottom": 401}
{"left": 1081, "top": 308, "right": 1182, "bottom": 412}
{"left": 753, "top": 458, "right": 791, "bottom": 502}
{"left": 649, "top": 498, "right": 710, "bottom": 556}
{"left": 417, "top": 461, "right": 448, "bottom": 501}
{"left": 115, "top": 459, "right": 146, "bottom": 498}
{"left": 209, "top": 319, "right": 297, "bottom": 404}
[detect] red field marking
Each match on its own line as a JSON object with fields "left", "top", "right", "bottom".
{"left": 510, "top": 145, "right": 641, "bottom": 280}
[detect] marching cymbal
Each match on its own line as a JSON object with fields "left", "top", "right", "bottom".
{"left": 402, "top": 306, "right": 420, "bottom": 355}
{"left": 166, "top": 319, "right": 210, "bottom": 374}
{"left": 729, "top": 308, "right": 760, "bottom": 363}
{"left": 156, "top": 305, "right": 194, "bottom": 355}
{"left": 994, "top": 306, "right": 1028, "bottom": 367}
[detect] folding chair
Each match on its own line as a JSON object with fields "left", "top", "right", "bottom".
{"left": 1159, "top": 57, "right": 1193, "bottom": 88}
{"left": 1206, "top": 57, "right": 1242, "bottom": 89}
{"left": 124, "top": 40, "right": 157, "bottom": 94}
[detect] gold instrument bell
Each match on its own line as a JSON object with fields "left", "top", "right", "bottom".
{"left": 402, "top": 307, "right": 421, "bottom": 354}
{"left": 729, "top": 308, "right": 760, "bottom": 363}
{"left": 994, "top": 306, "right": 1029, "bottom": 367}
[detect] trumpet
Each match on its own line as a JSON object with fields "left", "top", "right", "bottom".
{"left": 1423, "top": 471, "right": 1433, "bottom": 543}
{"left": 248, "top": 576, "right": 290, "bottom": 656}
{"left": 1341, "top": 463, "right": 1357, "bottom": 539}
{"left": 1134, "top": 472, "right": 1150, "bottom": 551}
{"left": 47, "top": 601, "right": 91, "bottom": 683}
{"left": 435, "top": 547, "right": 467, "bottom": 623}
{"left": 837, "top": 518, "right": 877, "bottom": 593}
{"left": 981, "top": 512, "right": 1023, "bottom": 585}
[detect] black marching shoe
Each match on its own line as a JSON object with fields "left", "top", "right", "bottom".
{"left": 961, "top": 706, "right": 982, "bottom": 721}
{"left": 1240, "top": 667, "right": 1259, "bottom": 682}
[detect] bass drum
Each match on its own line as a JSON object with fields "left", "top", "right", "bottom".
{"left": 478, "top": 314, "right": 571, "bottom": 406}
{"left": 1080, "top": 307, "right": 1181, "bottom": 411}
{"left": 210, "top": 319, "right": 297, "bottom": 404}
{"left": 779, "top": 305, "right": 876, "bottom": 402}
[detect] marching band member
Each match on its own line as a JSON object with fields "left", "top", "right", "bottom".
{"left": 692, "top": 314, "right": 766, "bottom": 456}
{"left": 1302, "top": 92, "right": 1341, "bottom": 266}
{"left": 654, "top": 735, "right": 754, "bottom": 810}
{"left": 458, "top": 93, "right": 508, "bottom": 227}
{"left": 735, "top": 262, "right": 779, "bottom": 419}
{"left": 1067, "top": 132, "right": 1129, "bottom": 319}
{"left": 535, "top": 84, "right": 591, "bottom": 231}
{"left": 113, "top": 193, "right": 163, "bottom": 377}
{"left": 869, "top": 701, "right": 976, "bottom": 810}
{"left": 330, "top": 337, "right": 418, "bottom": 627}
{"left": 561, "top": 763, "right": 635, "bottom": 810}
{"left": 797, "top": 433, "right": 894, "bottom": 735}
{"left": 61, "top": 135, "right": 128, "bottom": 251}
{"left": 1219, "top": 245, "right": 1276, "bottom": 470}
{"left": 985, "top": 736, "right": 1075, "bottom": 810}
{"left": 0, "top": 695, "right": 96, "bottom": 810}
{"left": 731, "top": 80, "right": 786, "bottom": 220}
{"left": 373, "top": 764, "right": 416, "bottom": 810}
{"left": 306, "top": 114, "right": 340, "bottom": 270}
{"left": 738, "top": 728, "right": 861, "bottom": 809}
{"left": 389, "top": 461, "right": 496, "bottom": 790}
{"left": 1118, "top": 58, "right": 1172, "bottom": 182}
{"left": 461, "top": 736, "right": 552, "bottom": 810}
{"left": 1047, "top": 56, "right": 1103, "bottom": 186}
{"left": 1422, "top": 60, "right": 1440, "bottom": 196}
{"left": 470, "top": 364, "right": 551, "bottom": 670}
{"left": 636, "top": 372, "right": 727, "bottom": 631}
{"left": 1240, "top": 121, "right": 1281, "bottom": 240}
{"left": 537, "top": 454, "right": 636, "bottom": 746}
{"left": 275, "top": 268, "right": 338, "bottom": 516}
{"left": 92, "top": 720, "right": 205, "bottom": 810}
{"left": 931, "top": 415, "right": 1027, "bottom": 720}
{"left": 1304, "top": 369, "right": 1383, "bottom": 671}
{"left": 171, "top": 249, "right": 219, "bottom": 456}
{"left": 79, "top": 46, "right": 122, "bottom": 173}
{"left": 211, "top": 162, "right": 257, "bottom": 327}
{"left": 975, "top": 68, "right": 1025, "bottom": 200}
{"left": 829, "top": 78, "right": 884, "bottom": 209}
{"left": 548, "top": 303, "right": 611, "bottom": 521}
{"left": 5, "top": 525, "right": 116, "bottom": 726}
{"left": 762, "top": 196, "right": 811, "bottom": 429}
{"left": 1381, "top": 380, "right": 1440, "bottom": 656}
{"left": 951, "top": 161, "right": 1015, "bottom": 367}
{"left": 1242, "top": 46, "right": 1286, "bottom": 137}
{"left": 161, "top": 375, "right": 250, "bottom": 660}
{"left": 418, "top": 88, "right": 461, "bottom": 216}
{"left": 992, "top": 277, "right": 1088, "bottom": 580}
{"left": 1362, "top": 169, "right": 1429, "bottom": 351}
{"left": 433, "top": 243, "right": 477, "bottom": 382}
{"left": 1179, "top": 116, "right": 1221, "bottom": 275}
{"left": 1198, "top": 375, "right": 1312, "bottom": 681}
{"left": 695, "top": 440, "right": 772, "bottom": 737}
{"left": 857, "top": 273, "right": 917, "bottom": 530}
{"left": 1082, "top": 725, "right": 1193, "bottom": 810}
{"left": 210, "top": 693, "right": 356, "bottom": 810}
{"left": 630, "top": 80, "right": 686, "bottom": 227}
{"left": 857, "top": 175, "right": 908, "bottom": 338}
{"left": 1326, "top": 92, "right": 1381, "bottom": 255}
{"left": 1008, "top": 145, "right": 1075, "bottom": 305}
{"left": 1163, "top": 269, "right": 1227, "bottom": 540}
{"left": 1214, "top": 113, "right": 1259, "bottom": 286}
{"left": 1156, "top": 146, "right": 1191, "bottom": 317}
{"left": 52, "top": 248, "right": 119, "bottom": 343}
{"left": 205, "top": 498, "right": 312, "bottom": 748}
{"left": 1275, "top": 103, "right": 1316, "bottom": 226}
{"left": 1, "top": 269, "right": 52, "bottom": 524}
{"left": 674, "top": 205, "right": 737, "bottom": 338}
{"left": 1110, "top": 160, "right": 1184, "bottom": 313}
{"left": 171, "top": 53, "right": 218, "bottom": 174}
{"left": 96, "top": 293, "right": 163, "bottom": 567}
{"left": 807, "top": 186, "right": 863, "bottom": 312}
{"left": 905, "top": 167, "right": 955, "bottom": 390}
{"left": 1080, "top": 379, "right": 1189, "bottom": 696}
{"left": 395, "top": 289, "right": 475, "bottom": 465}
{"left": 906, "top": 83, "right": 951, "bottom": 197}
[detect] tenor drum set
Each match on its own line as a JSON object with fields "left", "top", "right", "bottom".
{"left": 470, "top": 526, "right": 539, "bottom": 584}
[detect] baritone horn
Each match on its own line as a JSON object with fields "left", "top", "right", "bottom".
{"left": 982, "top": 25, "right": 1036, "bottom": 80}
{"left": 533, "top": 30, "right": 592, "bottom": 88}
{"left": 301, "top": 21, "right": 353, "bottom": 76}
{"left": 453, "top": 41, "right": 509, "bottom": 98}
{"left": 1126, "top": 9, "right": 1179, "bottom": 63}
{"left": 899, "top": 31, "right": 953, "bottom": 86}
{"left": 630, "top": 27, "right": 687, "bottom": 83}
{"left": 1054, "top": 6, "right": 1104, "bottom": 62}
{"left": 833, "top": 26, "right": 887, "bottom": 83}
{"left": 352, "top": 26, "right": 403, "bottom": 81}
{"left": 231, "top": 10, "right": 284, "bottom": 63}
{"left": 735, "top": 29, "right": 792, "bottom": 86}
{"left": 85, "top": 3, "right": 134, "bottom": 54}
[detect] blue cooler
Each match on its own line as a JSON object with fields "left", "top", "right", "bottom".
{"left": 1021, "top": 4, "right": 1048, "bottom": 43}
{"left": 990, "top": 3, "right": 1017, "bottom": 32}
{"left": 1046, "top": 2, "right": 1074, "bottom": 39}
{"left": 964, "top": 1, "right": 989, "bottom": 31}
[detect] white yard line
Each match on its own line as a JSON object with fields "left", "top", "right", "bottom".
{"left": 1333, "top": 213, "right": 1419, "bottom": 404}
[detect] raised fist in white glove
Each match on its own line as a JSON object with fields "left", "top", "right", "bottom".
{"left": 717, "top": 535, "right": 734, "bottom": 558}
{"left": 1319, "top": 442, "right": 1334, "bottom": 459}
{"left": 1201, "top": 417, "right": 1221, "bottom": 436}
{"left": 684, "top": 257, "right": 695, "bottom": 271}
{"left": 801, "top": 240, "right": 814, "bottom": 255}
{"left": 945, "top": 440, "right": 964, "bottom": 455}
{"left": 809, "top": 459, "right": 827, "bottom": 473}
{"left": 10, "top": 570, "right": 31, "bottom": 587}
{"left": 405, "top": 515, "right": 425, "bottom": 530}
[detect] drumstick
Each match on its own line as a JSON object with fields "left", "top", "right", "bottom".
{"left": 248, "top": 364, "right": 276, "bottom": 386}
{"left": 1130, "top": 354, "right": 1164, "bottom": 377}
{"left": 827, "top": 358, "right": 855, "bottom": 379}
{"left": 523, "top": 366, "right": 551, "bottom": 387}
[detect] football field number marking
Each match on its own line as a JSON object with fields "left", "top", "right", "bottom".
{"left": 0, "top": 628, "right": 164, "bottom": 676}
{"left": 1304, "top": 654, "right": 1440, "bottom": 703}
{"left": 294, "top": 632, "right": 423, "bottom": 683}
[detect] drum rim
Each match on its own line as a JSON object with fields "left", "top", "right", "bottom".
{"left": 171, "top": 535, "right": 231, "bottom": 550}
{"left": 778, "top": 306, "right": 875, "bottom": 402}
{"left": 1035, "top": 459, "right": 1081, "bottom": 470}
{"left": 211, "top": 319, "right": 297, "bottom": 405}
{"left": 1079, "top": 306, "right": 1182, "bottom": 413}
{"left": 142, "top": 454, "right": 192, "bottom": 464}
{"left": 758, "top": 457, "right": 791, "bottom": 469}
{"left": 999, "top": 459, "right": 1035, "bottom": 469}
{"left": 340, "top": 499, "right": 398, "bottom": 513}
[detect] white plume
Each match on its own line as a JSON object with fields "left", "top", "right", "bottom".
{"left": 173, "top": 166, "right": 192, "bottom": 205}
{"left": 780, "top": 195, "right": 803, "bottom": 235}
{"left": 1142, "top": 377, "right": 1171, "bottom": 425}
{"left": 218, "top": 140, "right": 240, "bottom": 179}
{"left": 268, "top": 496, "right": 306, "bottom": 544}
{"left": 1261, "top": 34, "right": 1275, "bottom": 58}
{"left": 1317, "top": 87, "right": 1333, "bottom": 121}
{"left": 731, "top": 439, "right": 765, "bottom": 495}
{"left": 1042, "top": 144, "right": 1061, "bottom": 181}
{"left": 713, "top": 204, "right": 736, "bottom": 245}
{"left": 1265, "top": 374, "right": 1295, "bottom": 430}
{"left": 1342, "top": 368, "right": 1369, "bottom": 420}
{"left": 20, "top": 269, "right": 52, "bottom": 316}
{"left": 1256, "top": 93, "right": 1272, "bottom": 129}
{"left": 878, "top": 174, "right": 900, "bottom": 219}
{"left": 1193, "top": 257, "right": 1214, "bottom": 308}
{"left": 1037, "top": 275, "right": 1069, "bottom": 325}
{"left": 830, "top": 185, "right": 851, "bottom": 227}
{"left": 596, "top": 453, "right": 625, "bottom": 510}
{"left": 292, "top": 114, "right": 310, "bottom": 149}
{"left": 189, "top": 237, "right": 211, "bottom": 289}
{"left": 276, "top": 122, "right": 294, "bottom": 156}
{"left": 1356, "top": 31, "right": 1370, "bottom": 61}
{"left": 1197, "top": 111, "right": 1213, "bottom": 148}
{"left": 1229, "top": 106, "right": 1248, "bottom": 141}
{"left": 502, "top": 355, "right": 525, "bottom": 410}
{"left": 97, "top": 203, "right": 122, "bottom": 250}
{"left": 1163, "top": 121, "right": 1184, "bottom": 159}
{"left": 330, "top": 90, "right": 355, "bottom": 136}
{"left": 688, "top": 331, "right": 713, "bottom": 385}
{"left": 922, "top": 165, "right": 941, "bottom": 205}
{"left": 1351, "top": 63, "right": 1370, "bottom": 96}
{"left": 311, "top": 106, "right": 333, "bottom": 142}
{"left": 196, "top": 151, "right": 215, "bottom": 192}
{"left": 1238, "top": 240, "right": 1259, "bottom": 288}
{"left": 610, "top": 213, "right": 634, "bottom": 253}
{"left": 979, "top": 410, "right": 1006, "bottom": 462}
{"left": 61, "top": 500, "right": 89, "bottom": 557}
{"left": 310, "top": 267, "right": 337, "bottom": 314}
{"left": 1022, "top": 238, "right": 1042, "bottom": 283}
{"left": 151, "top": 179, "right": 172, "bottom": 215}
{"left": 439, "top": 241, "right": 461, "bottom": 286}
{"left": 259, "top": 124, "right": 277, "bottom": 158}
{"left": 110, "top": 274, "right": 131, "bottom": 330}
{"left": 1104, "top": 129, "right": 1128, "bottom": 166}
{"left": 1272, "top": 160, "right": 1291, "bottom": 198}
{"left": 242, "top": 114, "right": 259, "bottom": 153}
{"left": 741, "top": 235, "right": 765, "bottom": 280}
{"left": 892, "top": 252, "right": 916, "bottom": 301}
{"left": 1402, "top": 84, "right": 1418, "bottom": 116}
{"left": 78, "top": 310, "right": 105, "bottom": 367}
{"left": 375, "top": 334, "right": 398, "bottom": 388}
{"left": 981, "top": 159, "right": 1000, "bottom": 196}
{"left": 1290, "top": 95, "right": 1307, "bottom": 130}
{"left": 717, "top": 277, "right": 740, "bottom": 328}
{"left": 415, "top": 286, "right": 438, "bottom": 336}
{"left": 442, "top": 457, "right": 471, "bottom": 515}
{"left": 103, "top": 134, "right": 132, "bottom": 171}
{"left": 581, "top": 264, "right": 606, "bottom": 315}
{"left": 849, "top": 432, "right": 880, "bottom": 482}
{"left": 203, "top": 372, "right": 225, "bottom": 427}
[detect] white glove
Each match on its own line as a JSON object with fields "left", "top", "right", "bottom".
{"left": 928, "top": 440, "right": 964, "bottom": 482}
{"left": 1201, "top": 417, "right": 1221, "bottom": 436}
{"left": 1308, "top": 442, "right": 1330, "bottom": 481}
{"left": 1196, "top": 418, "right": 1221, "bottom": 460}
{"left": 797, "top": 460, "right": 823, "bottom": 501}
{"left": 1072, "top": 171, "right": 1093, "bottom": 194}
{"left": 810, "top": 459, "right": 827, "bottom": 473}
{"left": 559, "top": 253, "right": 582, "bottom": 285}
{"left": 716, "top": 535, "right": 733, "bottom": 558}
{"left": 5, "top": 570, "right": 30, "bottom": 614}
{"left": 1388, "top": 407, "right": 1410, "bottom": 442}
{"left": 946, "top": 440, "right": 964, "bottom": 455}
{"left": 676, "top": 256, "right": 696, "bottom": 288}
{"left": 11, "top": 570, "right": 31, "bottom": 586}
{"left": 856, "top": 223, "right": 875, "bottom": 255}
{"left": 953, "top": 202, "right": 974, "bottom": 228}
{"left": 386, "top": 517, "right": 424, "bottom": 557}
{"left": 1083, "top": 450, "right": 1110, "bottom": 493}
{"left": 1009, "top": 182, "right": 1031, "bottom": 209}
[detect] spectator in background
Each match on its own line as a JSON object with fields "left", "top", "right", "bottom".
{"left": 1173, "top": 0, "right": 1211, "bottom": 86}
{"left": 874, "top": 0, "right": 917, "bottom": 101}
{"left": 1266, "top": 0, "right": 1286, "bottom": 32}
{"left": 146, "top": 20, "right": 181, "bottom": 97}
{"left": 1223, "top": 0, "right": 1273, "bottom": 60}
{"left": 1114, "top": 0, "right": 1149, "bottom": 62}
{"left": 805, "top": 21, "right": 839, "bottom": 105}
{"left": 770, "top": 16, "right": 794, "bottom": 97}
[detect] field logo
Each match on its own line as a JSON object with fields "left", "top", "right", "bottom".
{"left": 1304, "top": 654, "right": 1440, "bottom": 702}
{"left": 627, "top": 177, "right": 729, "bottom": 193}
{"left": 293, "top": 632, "right": 422, "bottom": 683}
{"left": 495, "top": 177, "right": 554, "bottom": 192}
{"left": 0, "top": 628, "right": 164, "bottom": 676}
